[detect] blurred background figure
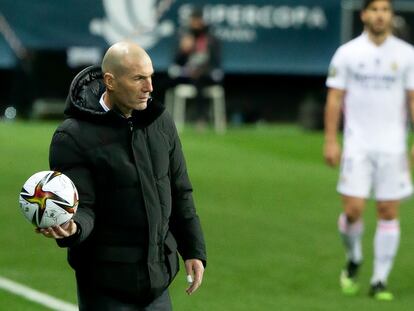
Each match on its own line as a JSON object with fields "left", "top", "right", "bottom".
{"left": 324, "top": 0, "right": 414, "bottom": 301}
{"left": 168, "top": 7, "right": 223, "bottom": 130}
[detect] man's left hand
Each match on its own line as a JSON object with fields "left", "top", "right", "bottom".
{"left": 184, "top": 258, "right": 204, "bottom": 295}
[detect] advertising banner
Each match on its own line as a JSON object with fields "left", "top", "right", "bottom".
{"left": 0, "top": 0, "right": 341, "bottom": 74}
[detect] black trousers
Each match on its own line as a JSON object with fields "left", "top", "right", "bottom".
{"left": 76, "top": 271, "right": 173, "bottom": 311}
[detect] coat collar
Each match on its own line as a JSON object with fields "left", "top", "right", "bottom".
{"left": 65, "top": 65, "right": 165, "bottom": 127}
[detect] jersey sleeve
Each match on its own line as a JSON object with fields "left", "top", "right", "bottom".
{"left": 326, "top": 47, "right": 348, "bottom": 90}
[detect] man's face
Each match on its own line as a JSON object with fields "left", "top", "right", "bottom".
{"left": 190, "top": 16, "right": 205, "bottom": 31}
{"left": 361, "top": 0, "right": 393, "bottom": 36}
{"left": 112, "top": 55, "right": 154, "bottom": 114}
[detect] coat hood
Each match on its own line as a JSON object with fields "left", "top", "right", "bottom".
{"left": 65, "top": 65, "right": 164, "bottom": 127}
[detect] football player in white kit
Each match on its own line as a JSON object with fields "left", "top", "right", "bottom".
{"left": 324, "top": 0, "right": 414, "bottom": 300}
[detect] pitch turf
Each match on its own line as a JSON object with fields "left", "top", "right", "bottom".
{"left": 1, "top": 121, "right": 414, "bottom": 310}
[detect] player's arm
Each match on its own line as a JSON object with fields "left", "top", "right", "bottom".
{"left": 407, "top": 90, "right": 414, "bottom": 162}
{"left": 324, "top": 88, "right": 345, "bottom": 167}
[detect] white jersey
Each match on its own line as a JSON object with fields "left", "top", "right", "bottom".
{"left": 326, "top": 32, "right": 414, "bottom": 153}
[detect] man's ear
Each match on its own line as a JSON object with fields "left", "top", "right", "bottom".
{"left": 103, "top": 72, "right": 115, "bottom": 91}
{"left": 360, "top": 10, "right": 367, "bottom": 24}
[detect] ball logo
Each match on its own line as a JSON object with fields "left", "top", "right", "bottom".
{"left": 19, "top": 171, "right": 79, "bottom": 228}
{"left": 90, "top": 0, "right": 176, "bottom": 48}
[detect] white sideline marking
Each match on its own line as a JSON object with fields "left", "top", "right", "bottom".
{"left": 0, "top": 276, "right": 78, "bottom": 311}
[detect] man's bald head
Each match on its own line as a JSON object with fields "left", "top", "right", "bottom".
{"left": 101, "top": 41, "right": 151, "bottom": 76}
{"left": 100, "top": 41, "right": 154, "bottom": 116}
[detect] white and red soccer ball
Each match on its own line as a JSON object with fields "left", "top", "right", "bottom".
{"left": 19, "top": 171, "right": 78, "bottom": 229}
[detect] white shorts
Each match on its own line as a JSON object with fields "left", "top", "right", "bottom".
{"left": 337, "top": 151, "right": 413, "bottom": 200}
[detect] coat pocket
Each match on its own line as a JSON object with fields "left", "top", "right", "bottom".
{"left": 164, "top": 231, "right": 179, "bottom": 283}
{"left": 91, "top": 246, "right": 149, "bottom": 295}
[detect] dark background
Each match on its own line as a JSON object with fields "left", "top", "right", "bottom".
{"left": 1, "top": 1, "right": 413, "bottom": 128}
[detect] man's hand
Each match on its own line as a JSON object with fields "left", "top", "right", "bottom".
{"left": 184, "top": 259, "right": 204, "bottom": 295}
{"left": 411, "top": 145, "right": 414, "bottom": 166}
{"left": 35, "top": 219, "right": 77, "bottom": 239}
{"left": 324, "top": 140, "right": 341, "bottom": 167}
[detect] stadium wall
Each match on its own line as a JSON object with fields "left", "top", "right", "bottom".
{"left": 0, "top": 0, "right": 413, "bottom": 125}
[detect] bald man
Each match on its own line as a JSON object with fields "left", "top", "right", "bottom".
{"left": 39, "top": 41, "right": 207, "bottom": 310}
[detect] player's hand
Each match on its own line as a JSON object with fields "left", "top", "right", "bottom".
{"left": 35, "top": 219, "right": 77, "bottom": 239}
{"left": 324, "top": 140, "right": 341, "bottom": 167}
{"left": 411, "top": 145, "right": 414, "bottom": 166}
{"left": 184, "top": 259, "right": 204, "bottom": 295}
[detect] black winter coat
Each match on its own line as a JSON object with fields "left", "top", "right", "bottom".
{"left": 49, "top": 65, "right": 206, "bottom": 304}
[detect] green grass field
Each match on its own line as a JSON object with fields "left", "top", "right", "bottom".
{"left": 1, "top": 121, "right": 414, "bottom": 310}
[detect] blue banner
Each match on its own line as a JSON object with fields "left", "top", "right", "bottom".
{"left": 0, "top": 0, "right": 341, "bottom": 74}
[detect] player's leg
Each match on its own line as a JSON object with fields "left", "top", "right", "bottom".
{"left": 338, "top": 195, "right": 366, "bottom": 295}
{"left": 336, "top": 151, "right": 372, "bottom": 295}
{"left": 370, "top": 152, "right": 413, "bottom": 300}
{"left": 369, "top": 200, "right": 400, "bottom": 301}
{"left": 339, "top": 196, "right": 365, "bottom": 264}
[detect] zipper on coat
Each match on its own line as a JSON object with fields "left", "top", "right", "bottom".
{"left": 128, "top": 123, "right": 153, "bottom": 265}
{"left": 128, "top": 119, "right": 134, "bottom": 132}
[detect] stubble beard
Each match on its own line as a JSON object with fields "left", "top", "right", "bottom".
{"left": 367, "top": 21, "right": 391, "bottom": 37}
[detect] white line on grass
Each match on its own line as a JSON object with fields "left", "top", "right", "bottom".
{"left": 0, "top": 276, "right": 77, "bottom": 311}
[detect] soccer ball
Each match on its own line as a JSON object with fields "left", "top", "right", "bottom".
{"left": 19, "top": 171, "right": 79, "bottom": 229}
